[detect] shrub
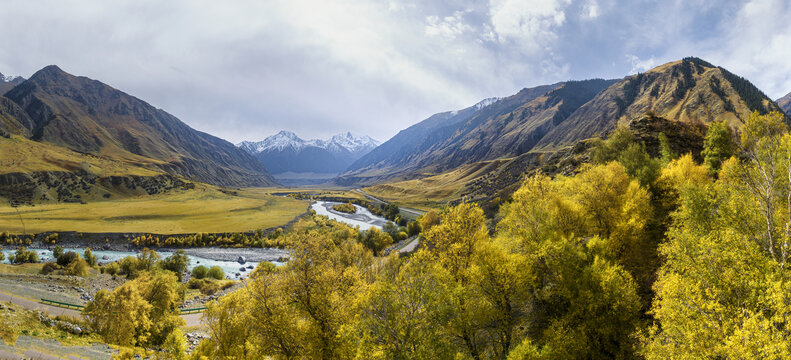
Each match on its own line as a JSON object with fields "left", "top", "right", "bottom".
{"left": 0, "top": 251, "right": 4, "bottom": 261}
{"left": 332, "top": 202, "right": 357, "bottom": 214}
{"left": 207, "top": 266, "right": 225, "bottom": 280}
{"left": 104, "top": 262, "right": 120, "bottom": 277}
{"left": 160, "top": 250, "right": 190, "bottom": 281}
{"left": 40, "top": 262, "right": 59, "bottom": 275}
{"left": 119, "top": 256, "right": 141, "bottom": 278}
{"left": 83, "top": 247, "right": 98, "bottom": 267}
{"left": 188, "top": 278, "right": 235, "bottom": 296}
{"left": 11, "top": 247, "right": 39, "bottom": 264}
{"left": 406, "top": 221, "right": 422, "bottom": 237}
{"left": 52, "top": 246, "right": 64, "bottom": 260}
{"left": 57, "top": 251, "right": 79, "bottom": 267}
{"left": 192, "top": 265, "right": 208, "bottom": 279}
{"left": 63, "top": 257, "right": 90, "bottom": 276}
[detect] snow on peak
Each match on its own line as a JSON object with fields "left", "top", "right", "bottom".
{"left": 238, "top": 131, "right": 380, "bottom": 154}
{"left": 473, "top": 97, "right": 501, "bottom": 110}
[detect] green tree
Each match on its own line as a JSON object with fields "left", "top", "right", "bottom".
{"left": 702, "top": 120, "right": 735, "bottom": 173}
{"left": 658, "top": 132, "right": 677, "bottom": 165}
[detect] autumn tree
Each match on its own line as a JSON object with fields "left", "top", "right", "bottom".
{"left": 702, "top": 120, "right": 736, "bottom": 173}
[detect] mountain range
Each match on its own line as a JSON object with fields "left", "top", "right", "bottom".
{"left": 237, "top": 131, "right": 379, "bottom": 176}
{"left": 0, "top": 65, "right": 276, "bottom": 193}
{"left": 338, "top": 57, "right": 786, "bottom": 186}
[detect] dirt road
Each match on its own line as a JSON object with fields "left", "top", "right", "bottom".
{"left": 0, "top": 292, "right": 204, "bottom": 327}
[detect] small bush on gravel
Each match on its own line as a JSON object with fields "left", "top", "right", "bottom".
{"left": 192, "top": 265, "right": 208, "bottom": 279}
{"left": 207, "top": 266, "right": 225, "bottom": 280}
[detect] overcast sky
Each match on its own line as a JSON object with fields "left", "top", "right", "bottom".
{"left": 0, "top": 0, "right": 789, "bottom": 143}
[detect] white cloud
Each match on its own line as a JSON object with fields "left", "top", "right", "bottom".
{"left": 425, "top": 11, "right": 473, "bottom": 40}
{"left": 488, "top": 0, "right": 572, "bottom": 52}
{"left": 582, "top": 0, "right": 600, "bottom": 19}
{"left": 703, "top": 0, "right": 791, "bottom": 98}
{"left": 626, "top": 54, "right": 657, "bottom": 74}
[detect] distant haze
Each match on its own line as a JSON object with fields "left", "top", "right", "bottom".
{"left": 0, "top": 0, "right": 789, "bottom": 143}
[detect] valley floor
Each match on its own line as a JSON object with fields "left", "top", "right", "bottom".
{"left": 0, "top": 187, "right": 308, "bottom": 234}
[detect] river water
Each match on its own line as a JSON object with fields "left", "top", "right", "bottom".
{"left": 0, "top": 248, "right": 273, "bottom": 279}
{"left": 310, "top": 201, "right": 388, "bottom": 230}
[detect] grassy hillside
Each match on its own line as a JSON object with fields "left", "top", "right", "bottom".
{"left": 0, "top": 185, "right": 307, "bottom": 234}
{"left": 0, "top": 135, "right": 158, "bottom": 176}
{"left": 363, "top": 158, "right": 512, "bottom": 211}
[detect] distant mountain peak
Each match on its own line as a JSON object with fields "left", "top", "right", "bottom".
{"left": 29, "top": 65, "right": 67, "bottom": 80}
{"left": 237, "top": 131, "right": 380, "bottom": 175}
{"left": 238, "top": 131, "right": 379, "bottom": 154}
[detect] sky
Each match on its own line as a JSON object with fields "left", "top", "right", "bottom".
{"left": 0, "top": 0, "right": 789, "bottom": 144}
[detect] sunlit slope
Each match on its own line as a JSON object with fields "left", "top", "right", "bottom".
{"left": 0, "top": 186, "right": 308, "bottom": 234}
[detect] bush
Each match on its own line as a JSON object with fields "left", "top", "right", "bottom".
{"left": 11, "top": 247, "right": 39, "bottom": 264}
{"left": 188, "top": 278, "right": 235, "bottom": 296}
{"left": 406, "top": 221, "right": 422, "bottom": 237}
{"left": 83, "top": 247, "right": 98, "bottom": 267}
{"left": 52, "top": 246, "right": 64, "bottom": 260}
{"left": 160, "top": 250, "right": 190, "bottom": 281}
{"left": 394, "top": 231, "right": 409, "bottom": 242}
{"left": 207, "top": 266, "right": 225, "bottom": 280}
{"left": 192, "top": 265, "right": 208, "bottom": 279}
{"left": 332, "top": 202, "right": 357, "bottom": 214}
{"left": 0, "top": 251, "right": 4, "bottom": 262}
{"left": 104, "top": 262, "right": 120, "bottom": 277}
{"left": 40, "top": 262, "right": 59, "bottom": 275}
{"left": 119, "top": 256, "right": 141, "bottom": 278}
{"left": 56, "top": 251, "right": 79, "bottom": 267}
{"left": 63, "top": 257, "right": 90, "bottom": 276}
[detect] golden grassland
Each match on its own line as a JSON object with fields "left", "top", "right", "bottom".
{"left": 363, "top": 158, "right": 510, "bottom": 211}
{"left": 0, "top": 186, "right": 309, "bottom": 234}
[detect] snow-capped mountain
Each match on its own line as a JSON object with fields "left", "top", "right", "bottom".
{"left": 238, "top": 131, "right": 378, "bottom": 155}
{"left": 237, "top": 131, "right": 380, "bottom": 181}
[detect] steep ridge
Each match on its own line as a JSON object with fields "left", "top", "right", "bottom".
{"left": 778, "top": 92, "right": 791, "bottom": 115}
{"left": 4, "top": 65, "right": 276, "bottom": 187}
{"left": 337, "top": 80, "right": 615, "bottom": 185}
{"left": 238, "top": 131, "right": 379, "bottom": 174}
{"left": 0, "top": 96, "right": 33, "bottom": 137}
{"left": 338, "top": 84, "right": 561, "bottom": 184}
{"left": 536, "top": 57, "right": 783, "bottom": 149}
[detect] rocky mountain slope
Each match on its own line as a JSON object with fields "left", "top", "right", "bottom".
{"left": 238, "top": 131, "right": 379, "bottom": 174}
{"left": 339, "top": 57, "right": 783, "bottom": 186}
{"left": 3, "top": 65, "right": 276, "bottom": 187}
{"left": 535, "top": 57, "right": 783, "bottom": 150}
{"left": 339, "top": 84, "right": 561, "bottom": 184}
{"left": 778, "top": 92, "right": 791, "bottom": 115}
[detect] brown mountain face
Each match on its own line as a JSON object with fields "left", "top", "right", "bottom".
{"left": 0, "top": 96, "right": 33, "bottom": 137}
{"left": 338, "top": 80, "right": 613, "bottom": 185}
{"left": 778, "top": 92, "right": 791, "bottom": 115}
{"left": 536, "top": 57, "right": 784, "bottom": 150}
{"left": 4, "top": 65, "right": 277, "bottom": 187}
